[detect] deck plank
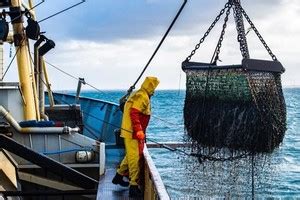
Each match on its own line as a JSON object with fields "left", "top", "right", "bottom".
{"left": 97, "top": 168, "right": 143, "bottom": 200}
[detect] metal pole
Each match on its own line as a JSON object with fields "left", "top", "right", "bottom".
{"left": 28, "top": 0, "right": 55, "bottom": 107}
{"left": 75, "top": 78, "right": 85, "bottom": 104}
{"left": 28, "top": 0, "right": 35, "bottom": 12}
{"left": 38, "top": 55, "right": 46, "bottom": 119}
{"left": 10, "top": 0, "right": 38, "bottom": 120}
{"left": 25, "top": 0, "right": 40, "bottom": 120}
{"left": 42, "top": 61, "right": 55, "bottom": 107}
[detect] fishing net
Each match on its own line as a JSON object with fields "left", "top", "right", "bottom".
{"left": 183, "top": 61, "right": 286, "bottom": 159}
{"left": 178, "top": 1, "right": 287, "bottom": 198}
{"left": 181, "top": 0, "right": 286, "bottom": 161}
{"left": 177, "top": 151, "right": 276, "bottom": 198}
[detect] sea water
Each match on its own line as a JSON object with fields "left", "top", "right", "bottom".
{"left": 79, "top": 89, "right": 300, "bottom": 199}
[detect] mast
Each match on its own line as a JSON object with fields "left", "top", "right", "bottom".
{"left": 10, "top": 0, "right": 38, "bottom": 120}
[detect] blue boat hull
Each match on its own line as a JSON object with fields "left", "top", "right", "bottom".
{"left": 45, "top": 92, "right": 122, "bottom": 144}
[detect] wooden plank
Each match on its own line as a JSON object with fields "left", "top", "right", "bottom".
{"left": 0, "top": 150, "right": 17, "bottom": 189}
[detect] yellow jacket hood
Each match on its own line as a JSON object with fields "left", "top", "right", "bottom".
{"left": 140, "top": 76, "right": 160, "bottom": 96}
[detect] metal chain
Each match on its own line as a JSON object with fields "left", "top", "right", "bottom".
{"left": 185, "top": 2, "right": 231, "bottom": 61}
{"left": 239, "top": 5, "right": 278, "bottom": 61}
{"left": 233, "top": 1, "right": 250, "bottom": 59}
{"left": 211, "top": 4, "right": 232, "bottom": 64}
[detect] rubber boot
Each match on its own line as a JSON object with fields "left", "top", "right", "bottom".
{"left": 112, "top": 173, "right": 129, "bottom": 187}
{"left": 129, "top": 185, "right": 143, "bottom": 198}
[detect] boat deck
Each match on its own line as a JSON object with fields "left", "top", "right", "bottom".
{"left": 97, "top": 168, "right": 143, "bottom": 200}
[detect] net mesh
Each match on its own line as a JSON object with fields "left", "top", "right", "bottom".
{"left": 184, "top": 67, "right": 286, "bottom": 159}
{"left": 178, "top": 152, "right": 276, "bottom": 198}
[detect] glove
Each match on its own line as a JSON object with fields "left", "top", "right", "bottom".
{"left": 136, "top": 130, "right": 145, "bottom": 140}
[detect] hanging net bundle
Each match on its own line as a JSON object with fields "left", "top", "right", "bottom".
{"left": 182, "top": 0, "right": 286, "bottom": 159}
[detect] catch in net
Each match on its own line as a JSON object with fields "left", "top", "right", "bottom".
{"left": 182, "top": 0, "right": 286, "bottom": 161}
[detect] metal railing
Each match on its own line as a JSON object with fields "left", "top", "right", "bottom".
{"left": 143, "top": 146, "right": 170, "bottom": 200}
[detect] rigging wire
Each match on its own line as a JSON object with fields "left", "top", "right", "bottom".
{"left": 2, "top": 47, "right": 18, "bottom": 80}
{"left": 8, "top": 0, "right": 45, "bottom": 23}
{"left": 38, "top": 0, "right": 86, "bottom": 23}
{"left": 44, "top": 60, "right": 77, "bottom": 80}
{"left": 119, "top": 0, "right": 188, "bottom": 103}
{"left": 151, "top": 114, "right": 182, "bottom": 127}
{"left": 131, "top": 0, "right": 187, "bottom": 88}
{"left": 44, "top": 59, "right": 105, "bottom": 94}
{"left": 1, "top": 40, "right": 24, "bottom": 80}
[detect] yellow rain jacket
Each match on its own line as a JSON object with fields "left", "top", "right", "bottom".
{"left": 120, "top": 76, "right": 160, "bottom": 139}
{"left": 117, "top": 76, "right": 159, "bottom": 186}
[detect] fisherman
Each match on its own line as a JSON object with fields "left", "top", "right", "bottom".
{"left": 112, "top": 76, "right": 160, "bottom": 197}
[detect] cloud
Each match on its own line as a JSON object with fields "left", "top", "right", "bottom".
{"left": 36, "top": 0, "right": 283, "bottom": 42}
{"left": 3, "top": 0, "right": 300, "bottom": 90}
{"left": 44, "top": 38, "right": 189, "bottom": 90}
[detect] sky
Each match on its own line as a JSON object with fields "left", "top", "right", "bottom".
{"left": 2, "top": 0, "right": 300, "bottom": 90}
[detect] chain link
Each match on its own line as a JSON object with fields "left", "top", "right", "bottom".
{"left": 239, "top": 5, "right": 278, "bottom": 61}
{"left": 211, "top": 4, "right": 232, "bottom": 63}
{"left": 185, "top": 1, "right": 278, "bottom": 62}
{"left": 233, "top": 1, "right": 250, "bottom": 59}
{"left": 185, "top": 2, "right": 231, "bottom": 61}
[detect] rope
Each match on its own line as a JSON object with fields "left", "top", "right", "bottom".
{"left": 132, "top": 0, "right": 187, "bottom": 88}
{"left": 121, "top": 0, "right": 188, "bottom": 101}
